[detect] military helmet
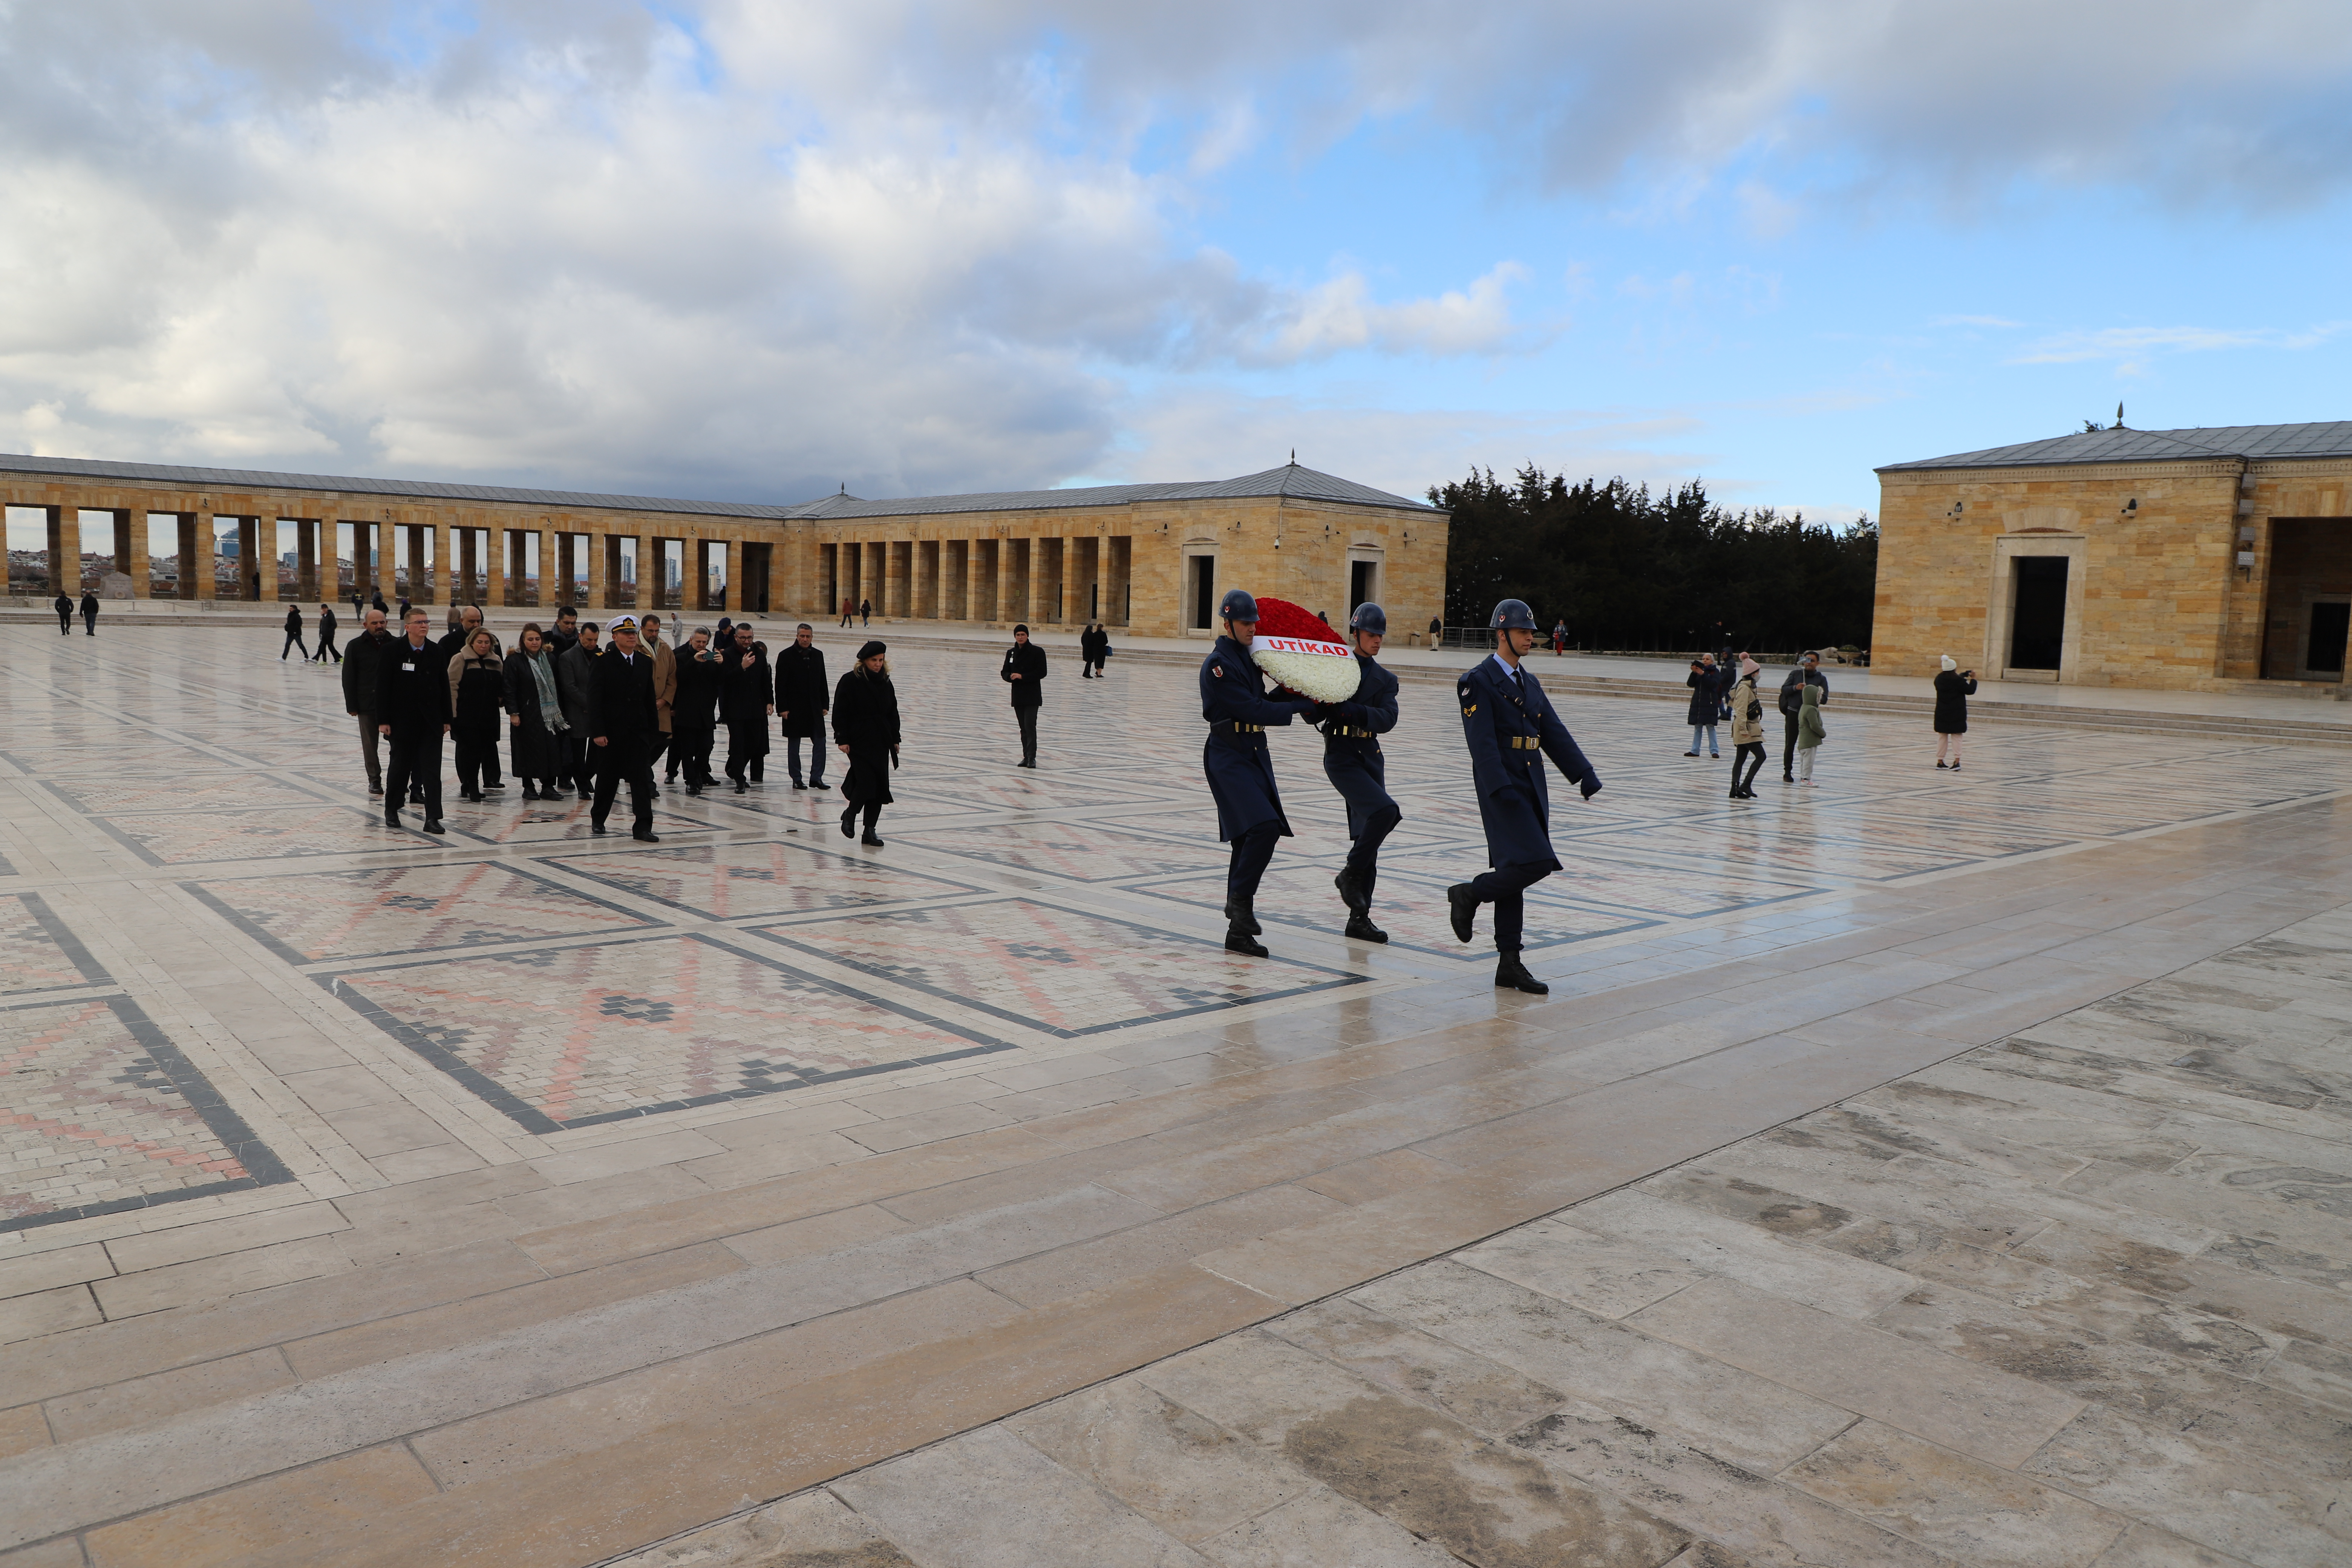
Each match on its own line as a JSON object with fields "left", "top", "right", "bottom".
{"left": 1218, "top": 588, "right": 1260, "bottom": 622}
{"left": 1348, "top": 602, "right": 1387, "bottom": 635}
{"left": 1488, "top": 598, "right": 1537, "bottom": 631}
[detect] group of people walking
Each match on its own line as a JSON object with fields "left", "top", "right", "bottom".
{"left": 51, "top": 592, "right": 98, "bottom": 635}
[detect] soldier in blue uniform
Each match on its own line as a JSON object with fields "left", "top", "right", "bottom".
{"left": 1321, "top": 601, "right": 1401, "bottom": 943}
{"left": 1446, "top": 598, "right": 1603, "bottom": 994}
{"left": 1200, "top": 588, "right": 1317, "bottom": 957}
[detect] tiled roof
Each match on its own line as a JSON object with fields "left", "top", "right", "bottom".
{"left": 1880, "top": 421, "right": 2352, "bottom": 472}
{"left": 0, "top": 453, "right": 1436, "bottom": 520}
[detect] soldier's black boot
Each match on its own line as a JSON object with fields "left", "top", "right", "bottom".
{"left": 1446, "top": 884, "right": 1477, "bottom": 944}
{"left": 1224, "top": 898, "right": 1268, "bottom": 957}
{"left": 1333, "top": 866, "right": 1369, "bottom": 914}
{"left": 1344, "top": 911, "right": 1388, "bottom": 944}
{"left": 1495, "top": 953, "right": 1548, "bottom": 994}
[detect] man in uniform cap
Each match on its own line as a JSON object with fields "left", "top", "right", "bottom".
{"left": 1321, "top": 602, "right": 1401, "bottom": 943}
{"left": 586, "top": 614, "right": 662, "bottom": 842}
{"left": 1446, "top": 598, "right": 1603, "bottom": 994}
{"left": 1199, "top": 588, "right": 1318, "bottom": 956}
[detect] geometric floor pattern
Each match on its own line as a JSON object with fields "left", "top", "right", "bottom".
{"left": 185, "top": 861, "right": 659, "bottom": 964}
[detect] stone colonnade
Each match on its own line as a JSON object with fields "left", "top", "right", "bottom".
{"left": 815, "top": 533, "right": 1132, "bottom": 627}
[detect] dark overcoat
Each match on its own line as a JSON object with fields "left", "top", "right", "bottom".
{"left": 672, "top": 649, "right": 723, "bottom": 736}
{"left": 1684, "top": 668, "right": 1724, "bottom": 726}
{"left": 1001, "top": 642, "right": 1047, "bottom": 707}
{"left": 501, "top": 650, "right": 565, "bottom": 778}
{"left": 831, "top": 667, "right": 900, "bottom": 805}
{"left": 1933, "top": 669, "right": 1977, "bottom": 734}
{"left": 1199, "top": 634, "right": 1311, "bottom": 842}
{"left": 555, "top": 642, "right": 599, "bottom": 733}
{"left": 718, "top": 646, "right": 772, "bottom": 756}
{"left": 375, "top": 635, "right": 452, "bottom": 738}
{"left": 587, "top": 648, "right": 660, "bottom": 744}
{"left": 773, "top": 643, "right": 829, "bottom": 738}
{"left": 342, "top": 628, "right": 389, "bottom": 715}
{"left": 1457, "top": 656, "right": 1601, "bottom": 870}
{"left": 1320, "top": 652, "right": 1398, "bottom": 840}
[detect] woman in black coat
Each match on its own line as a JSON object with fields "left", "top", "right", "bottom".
{"left": 717, "top": 625, "right": 772, "bottom": 792}
{"left": 447, "top": 629, "right": 507, "bottom": 801}
{"left": 1684, "top": 657, "right": 1723, "bottom": 759}
{"left": 669, "top": 628, "right": 723, "bottom": 795}
{"left": 1080, "top": 621, "right": 1111, "bottom": 677}
{"left": 501, "top": 623, "right": 568, "bottom": 800}
{"left": 831, "top": 640, "right": 900, "bottom": 846}
{"left": 1934, "top": 655, "right": 1977, "bottom": 771}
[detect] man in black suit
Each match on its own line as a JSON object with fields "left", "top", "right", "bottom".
{"left": 587, "top": 614, "right": 662, "bottom": 842}
{"left": 376, "top": 607, "right": 451, "bottom": 834}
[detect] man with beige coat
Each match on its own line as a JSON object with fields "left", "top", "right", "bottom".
{"left": 642, "top": 613, "right": 678, "bottom": 792}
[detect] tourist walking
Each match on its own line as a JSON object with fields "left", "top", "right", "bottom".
{"left": 377, "top": 608, "right": 450, "bottom": 833}
{"left": 447, "top": 629, "right": 507, "bottom": 802}
{"left": 839, "top": 595, "right": 854, "bottom": 628}
{"left": 1322, "top": 602, "right": 1401, "bottom": 944}
{"left": 315, "top": 603, "right": 341, "bottom": 663}
{"left": 832, "top": 640, "right": 899, "bottom": 847}
{"left": 1001, "top": 624, "right": 1048, "bottom": 767}
{"left": 1552, "top": 619, "right": 1568, "bottom": 656}
{"left": 342, "top": 606, "right": 392, "bottom": 795}
{"left": 1080, "top": 620, "right": 1110, "bottom": 677}
{"left": 1427, "top": 614, "right": 1442, "bottom": 646}
{"left": 52, "top": 591, "right": 71, "bottom": 634}
{"left": 1444, "top": 599, "right": 1603, "bottom": 995}
{"left": 859, "top": 597, "right": 871, "bottom": 628}
{"left": 79, "top": 591, "right": 98, "bottom": 635}
{"left": 502, "top": 623, "right": 568, "bottom": 801}
{"left": 669, "top": 628, "right": 722, "bottom": 795}
{"left": 775, "top": 623, "right": 830, "bottom": 790}
{"left": 1935, "top": 655, "right": 1977, "bottom": 770}
{"left": 1777, "top": 652, "right": 1828, "bottom": 782}
{"left": 1199, "top": 589, "right": 1316, "bottom": 958}
{"left": 586, "top": 614, "right": 661, "bottom": 842}
{"left": 1684, "top": 656, "right": 1722, "bottom": 758}
{"left": 1726, "top": 657, "right": 1766, "bottom": 799}
{"left": 280, "top": 606, "right": 308, "bottom": 661}
{"left": 720, "top": 624, "right": 773, "bottom": 792}
{"left": 556, "top": 619, "right": 602, "bottom": 801}
{"left": 1795, "top": 682, "right": 1826, "bottom": 784}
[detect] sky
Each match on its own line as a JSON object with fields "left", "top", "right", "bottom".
{"left": 2, "top": 0, "right": 2348, "bottom": 523}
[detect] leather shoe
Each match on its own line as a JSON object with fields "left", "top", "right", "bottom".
{"left": 420, "top": 819, "right": 446, "bottom": 835}
{"left": 1495, "top": 956, "right": 1548, "bottom": 994}
{"left": 383, "top": 810, "right": 401, "bottom": 829}
{"left": 860, "top": 833, "right": 885, "bottom": 847}
{"left": 1222, "top": 897, "right": 1261, "bottom": 936}
{"left": 1223, "top": 928, "right": 1269, "bottom": 957}
{"left": 590, "top": 820, "right": 609, "bottom": 835}
{"left": 1344, "top": 912, "right": 1388, "bottom": 944}
{"left": 1446, "top": 884, "right": 1476, "bottom": 944}
{"left": 632, "top": 828, "right": 661, "bottom": 843}
{"left": 1333, "top": 867, "right": 1370, "bottom": 913}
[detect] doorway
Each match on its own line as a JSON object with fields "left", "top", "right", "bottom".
{"left": 2260, "top": 521, "right": 2352, "bottom": 680}
{"left": 1187, "top": 554, "right": 1216, "bottom": 631}
{"left": 1349, "top": 559, "right": 1378, "bottom": 620}
{"left": 2008, "top": 556, "right": 2068, "bottom": 671}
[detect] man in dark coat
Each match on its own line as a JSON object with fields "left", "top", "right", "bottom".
{"left": 52, "top": 591, "right": 71, "bottom": 634}
{"left": 555, "top": 619, "right": 602, "bottom": 801}
{"left": 315, "top": 603, "right": 341, "bottom": 663}
{"left": 1445, "top": 598, "right": 1602, "bottom": 994}
{"left": 668, "top": 627, "right": 723, "bottom": 794}
{"left": 831, "top": 640, "right": 899, "bottom": 846}
{"left": 375, "top": 607, "right": 451, "bottom": 833}
{"left": 717, "top": 624, "right": 772, "bottom": 792}
{"left": 281, "top": 606, "right": 308, "bottom": 660}
{"left": 79, "top": 591, "right": 98, "bottom": 635}
{"left": 586, "top": 614, "right": 661, "bottom": 841}
{"left": 341, "top": 606, "right": 391, "bottom": 795}
{"left": 773, "top": 623, "right": 830, "bottom": 790}
{"left": 1200, "top": 589, "right": 1317, "bottom": 957}
{"left": 1321, "top": 602, "right": 1401, "bottom": 945}
{"left": 1000, "top": 624, "right": 1048, "bottom": 767}
{"left": 1777, "top": 653, "right": 1829, "bottom": 782}
{"left": 547, "top": 606, "right": 580, "bottom": 658}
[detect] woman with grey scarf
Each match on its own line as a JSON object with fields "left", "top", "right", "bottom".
{"left": 502, "top": 622, "right": 571, "bottom": 801}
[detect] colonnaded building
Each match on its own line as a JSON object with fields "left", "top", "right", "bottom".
{"left": 0, "top": 454, "right": 1448, "bottom": 640}
{"left": 1874, "top": 420, "right": 2352, "bottom": 691}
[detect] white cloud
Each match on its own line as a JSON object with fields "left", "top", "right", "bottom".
{"left": 1254, "top": 263, "right": 1535, "bottom": 361}
{"left": 2012, "top": 322, "right": 2352, "bottom": 364}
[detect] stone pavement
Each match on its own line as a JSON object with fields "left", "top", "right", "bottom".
{"left": 0, "top": 623, "right": 2346, "bottom": 1566}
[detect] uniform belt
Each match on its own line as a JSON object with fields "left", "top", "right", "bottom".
{"left": 1330, "top": 726, "right": 1377, "bottom": 738}
{"left": 1509, "top": 735, "right": 1542, "bottom": 749}
{"left": 1219, "top": 722, "right": 1265, "bottom": 734}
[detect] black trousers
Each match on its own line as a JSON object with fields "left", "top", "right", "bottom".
{"left": 1014, "top": 704, "right": 1039, "bottom": 763}
{"left": 1225, "top": 822, "right": 1281, "bottom": 906}
{"left": 672, "top": 725, "right": 715, "bottom": 785}
{"left": 786, "top": 735, "right": 827, "bottom": 785}
{"left": 315, "top": 631, "right": 340, "bottom": 662}
{"left": 1781, "top": 714, "right": 1801, "bottom": 776}
{"left": 567, "top": 733, "right": 597, "bottom": 795}
{"left": 1732, "top": 742, "right": 1767, "bottom": 793}
{"left": 724, "top": 726, "right": 767, "bottom": 782}
{"left": 1467, "top": 861, "right": 1554, "bottom": 954}
{"left": 453, "top": 721, "right": 501, "bottom": 793}
{"left": 55, "top": 609, "right": 69, "bottom": 633}
{"left": 81, "top": 611, "right": 96, "bottom": 635}
{"left": 385, "top": 730, "right": 444, "bottom": 819}
{"left": 1344, "top": 803, "right": 1403, "bottom": 890}
{"left": 591, "top": 737, "right": 655, "bottom": 828}
{"left": 281, "top": 632, "right": 308, "bottom": 658}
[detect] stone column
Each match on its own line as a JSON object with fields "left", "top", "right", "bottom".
{"left": 192, "top": 513, "right": 219, "bottom": 600}
{"left": 484, "top": 520, "right": 508, "bottom": 609}
{"left": 295, "top": 519, "right": 317, "bottom": 601}
{"left": 47, "top": 506, "right": 81, "bottom": 597}
{"left": 1107, "top": 536, "right": 1131, "bottom": 626}
{"left": 121, "top": 510, "right": 150, "bottom": 599}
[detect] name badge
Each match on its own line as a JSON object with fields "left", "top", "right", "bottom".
{"left": 402, "top": 662, "right": 416, "bottom": 671}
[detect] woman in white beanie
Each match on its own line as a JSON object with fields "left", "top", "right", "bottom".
{"left": 1933, "top": 655, "right": 1976, "bottom": 770}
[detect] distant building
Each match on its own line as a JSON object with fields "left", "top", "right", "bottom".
{"left": 1876, "top": 422, "right": 2352, "bottom": 690}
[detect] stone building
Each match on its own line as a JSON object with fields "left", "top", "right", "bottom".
{"left": 1874, "top": 421, "right": 2352, "bottom": 691}
{"left": 0, "top": 454, "right": 1447, "bottom": 639}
